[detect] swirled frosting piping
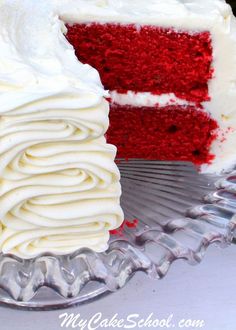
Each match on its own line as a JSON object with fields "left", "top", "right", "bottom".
{"left": 0, "top": 0, "right": 123, "bottom": 258}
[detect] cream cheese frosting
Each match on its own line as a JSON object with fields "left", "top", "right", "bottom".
{"left": 55, "top": 0, "right": 231, "bottom": 28}
{"left": 0, "top": 0, "right": 123, "bottom": 258}
{"left": 110, "top": 91, "right": 194, "bottom": 108}
{"left": 56, "top": 0, "right": 236, "bottom": 174}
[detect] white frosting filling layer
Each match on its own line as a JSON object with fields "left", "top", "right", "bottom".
{"left": 0, "top": 0, "right": 123, "bottom": 258}
{"left": 56, "top": 0, "right": 236, "bottom": 174}
{"left": 110, "top": 91, "right": 193, "bottom": 107}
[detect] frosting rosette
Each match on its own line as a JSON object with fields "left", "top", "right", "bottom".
{"left": 0, "top": 0, "right": 123, "bottom": 258}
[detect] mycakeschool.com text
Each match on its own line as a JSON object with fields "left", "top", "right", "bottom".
{"left": 59, "top": 312, "right": 205, "bottom": 329}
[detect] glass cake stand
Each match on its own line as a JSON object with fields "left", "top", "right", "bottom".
{"left": 0, "top": 160, "right": 235, "bottom": 310}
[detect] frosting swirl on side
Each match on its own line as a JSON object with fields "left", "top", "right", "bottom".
{"left": 0, "top": 139, "right": 123, "bottom": 257}
{"left": 0, "top": 0, "right": 123, "bottom": 258}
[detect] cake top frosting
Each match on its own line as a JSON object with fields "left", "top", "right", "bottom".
{"left": 56, "top": 0, "right": 232, "bottom": 28}
{"left": 0, "top": 0, "right": 107, "bottom": 113}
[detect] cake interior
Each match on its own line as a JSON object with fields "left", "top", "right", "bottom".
{"left": 66, "top": 23, "right": 218, "bottom": 164}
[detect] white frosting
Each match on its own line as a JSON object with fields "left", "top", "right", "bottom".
{"left": 110, "top": 91, "right": 193, "bottom": 108}
{"left": 56, "top": 0, "right": 231, "bottom": 29}
{"left": 0, "top": 0, "right": 123, "bottom": 258}
{"left": 1, "top": 0, "right": 236, "bottom": 258}
{"left": 0, "top": 139, "right": 123, "bottom": 257}
{"left": 56, "top": 0, "right": 236, "bottom": 173}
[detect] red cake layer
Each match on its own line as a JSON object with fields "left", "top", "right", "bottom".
{"left": 66, "top": 22, "right": 217, "bottom": 164}
{"left": 107, "top": 104, "right": 218, "bottom": 164}
{"left": 66, "top": 23, "right": 213, "bottom": 103}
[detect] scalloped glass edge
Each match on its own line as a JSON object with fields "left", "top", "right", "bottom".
{"left": 0, "top": 160, "right": 235, "bottom": 310}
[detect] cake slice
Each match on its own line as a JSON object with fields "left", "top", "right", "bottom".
{"left": 0, "top": 0, "right": 123, "bottom": 258}
{"left": 57, "top": 0, "right": 236, "bottom": 173}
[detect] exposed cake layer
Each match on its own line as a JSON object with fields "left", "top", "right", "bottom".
{"left": 66, "top": 23, "right": 213, "bottom": 103}
{"left": 108, "top": 104, "right": 218, "bottom": 164}
{"left": 66, "top": 23, "right": 216, "bottom": 165}
{"left": 57, "top": 0, "right": 236, "bottom": 173}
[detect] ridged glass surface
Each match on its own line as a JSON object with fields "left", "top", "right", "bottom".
{"left": 0, "top": 160, "right": 235, "bottom": 310}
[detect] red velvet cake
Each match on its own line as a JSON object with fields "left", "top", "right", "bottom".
{"left": 57, "top": 0, "right": 236, "bottom": 173}
{"left": 66, "top": 24, "right": 217, "bottom": 164}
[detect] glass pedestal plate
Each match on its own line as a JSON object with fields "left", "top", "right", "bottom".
{"left": 0, "top": 160, "right": 235, "bottom": 310}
